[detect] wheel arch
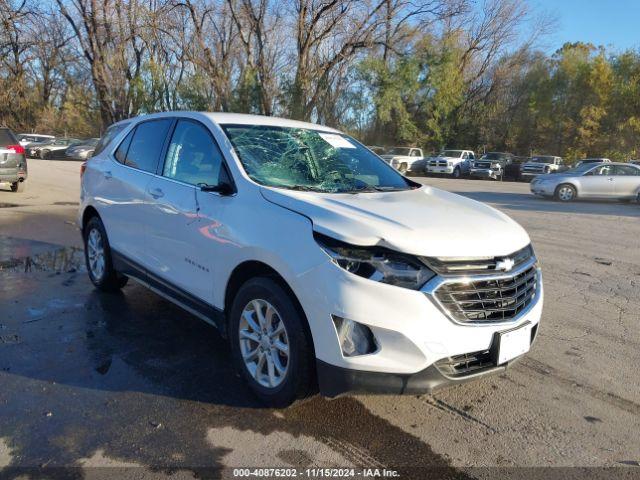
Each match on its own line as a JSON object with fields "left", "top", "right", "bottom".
{"left": 81, "top": 205, "right": 100, "bottom": 234}
{"left": 555, "top": 181, "right": 578, "bottom": 193}
{"left": 223, "top": 260, "right": 316, "bottom": 358}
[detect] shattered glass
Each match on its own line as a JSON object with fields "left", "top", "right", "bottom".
{"left": 222, "top": 125, "right": 411, "bottom": 193}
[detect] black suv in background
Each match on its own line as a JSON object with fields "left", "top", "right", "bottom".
{"left": 0, "top": 127, "right": 28, "bottom": 192}
{"left": 470, "top": 152, "right": 514, "bottom": 181}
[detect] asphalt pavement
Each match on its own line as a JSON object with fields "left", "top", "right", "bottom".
{"left": 1, "top": 160, "right": 639, "bottom": 478}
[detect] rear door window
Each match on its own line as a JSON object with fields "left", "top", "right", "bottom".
{"left": 614, "top": 165, "right": 640, "bottom": 176}
{"left": 125, "top": 119, "right": 173, "bottom": 173}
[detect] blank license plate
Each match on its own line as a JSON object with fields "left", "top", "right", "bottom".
{"left": 497, "top": 323, "right": 532, "bottom": 364}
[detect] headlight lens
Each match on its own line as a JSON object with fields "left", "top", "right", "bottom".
{"left": 315, "top": 233, "right": 435, "bottom": 290}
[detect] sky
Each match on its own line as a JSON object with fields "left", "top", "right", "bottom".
{"left": 532, "top": 0, "right": 640, "bottom": 52}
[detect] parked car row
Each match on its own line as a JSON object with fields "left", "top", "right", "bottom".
{"left": 18, "top": 133, "right": 100, "bottom": 160}
{"left": 370, "top": 145, "right": 640, "bottom": 202}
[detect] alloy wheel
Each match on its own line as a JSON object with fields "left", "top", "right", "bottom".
{"left": 86, "top": 228, "right": 106, "bottom": 281}
{"left": 558, "top": 185, "right": 575, "bottom": 201}
{"left": 239, "top": 299, "right": 290, "bottom": 389}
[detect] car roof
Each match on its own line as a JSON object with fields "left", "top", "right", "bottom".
{"left": 114, "top": 111, "right": 340, "bottom": 134}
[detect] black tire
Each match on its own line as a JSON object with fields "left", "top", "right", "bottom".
{"left": 229, "top": 277, "right": 315, "bottom": 407}
{"left": 398, "top": 163, "right": 408, "bottom": 174}
{"left": 555, "top": 183, "right": 577, "bottom": 202}
{"left": 83, "top": 216, "right": 128, "bottom": 291}
{"left": 10, "top": 181, "right": 24, "bottom": 193}
{"left": 452, "top": 166, "right": 461, "bottom": 179}
{"left": 40, "top": 149, "right": 50, "bottom": 159}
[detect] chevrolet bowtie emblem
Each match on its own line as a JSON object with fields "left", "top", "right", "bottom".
{"left": 496, "top": 258, "right": 515, "bottom": 272}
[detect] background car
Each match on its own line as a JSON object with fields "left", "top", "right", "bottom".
{"left": 65, "top": 138, "right": 100, "bottom": 160}
{"left": 470, "top": 152, "right": 514, "bottom": 180}
{"left": 574, "top": 158, "right": 611, "bottom": 167}
{"left": 17, "top": 133, "right": 54, "bottom": 147}
{"left": 26, "top": 138, "right": 55, "bottom": 158}
{"left": 520, "top": 155, "right": 563, "bottom": 181}
{"left": 630, "top": 160, "right": 640, "bottom": 166}
{"left": 530, "top": 162, "right": 640, "bottom": 202}
{"left": 379, "top": 146, "right": 425, "bottom": 174}
{"left": 426, "top": 149, "right": 475, "bottom": 178}
{"left": 0, "top": 127, "right": 28, "bottom": 192}
{"left": 36, "top": 138, "right": 82, "bottom": 159}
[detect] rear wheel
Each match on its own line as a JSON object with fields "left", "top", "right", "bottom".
{"left": 83, "top": 216, "right": 128, "bottom": 291}
{"left": 10, "top": 181, "right": 24, "bottom": 193}
{"left": 555, "top": 184, "right": 577, "bottom": 202}
{"left": 229, "top": 277, "right": 315, "bottom": 407}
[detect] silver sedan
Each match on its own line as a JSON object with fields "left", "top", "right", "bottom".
{"left": 530, "top": 162, "right": 640, "bottom": 202}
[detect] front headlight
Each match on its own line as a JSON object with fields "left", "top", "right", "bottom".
{"left": 314, "top": 233, "right": 435, "bottom": 290}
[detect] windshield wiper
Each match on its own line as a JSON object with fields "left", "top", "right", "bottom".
{"left": 346, "top": 184, "right": 408, "bottom": 193}
{"left": 285, "top": 185, "right": 324, "bottom": 192}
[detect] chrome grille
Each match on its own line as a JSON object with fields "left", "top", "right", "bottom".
{"left": 424, "top": 244, "right": 534, "bottom": 276}
{"left": 434, "top": 264, "right": 538, "bottom": 323}
{"left": 522, "top": 164, "right": 545, "bottom": 172}
{"left": 475, "top": 161, "right": 491, "bottom": 168}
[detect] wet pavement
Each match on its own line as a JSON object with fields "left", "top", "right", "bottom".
{"left": 0, "top": 238, "right": 464, "bottom": 478}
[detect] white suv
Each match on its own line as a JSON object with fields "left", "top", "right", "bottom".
{"left": 79, "top": 112, "right": 543, "bottom": 406}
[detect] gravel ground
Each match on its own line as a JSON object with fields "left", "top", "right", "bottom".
{"left": 0, "top": 160, "right": 639, "bottom": 478}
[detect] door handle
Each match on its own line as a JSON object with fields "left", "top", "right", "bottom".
{"left": 104, "top": 170, "right": 112, "bottom": 180}
{"left": 150, "top": 187, "right": 164, "bottom": 199}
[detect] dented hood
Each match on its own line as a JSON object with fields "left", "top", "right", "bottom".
{"left": 260, "top": 186, "right": 530, "bottom": 258}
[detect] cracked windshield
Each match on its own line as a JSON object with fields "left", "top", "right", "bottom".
{"left": 222, "top": 125, "right": 411, "bottom": 193}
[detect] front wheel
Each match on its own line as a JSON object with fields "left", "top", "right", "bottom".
{"left": 40, "top": 150, "right": 51, "bottom": 159}
{"left": 555, "top": 184, "right": 577, "bottom": 202}
{"left": 398, "top": 163, "right": 408, "bottom": 174}
{"left": 229, "top": 277, "right": 315, "bottom": 407}
{"left": 10, "top": 181, "right": 24, "bottom": 193}
{"left": 83, "top": 216, "right": 128, "bottom": 291}
{"left": 452, "top": 166, "right": 461, "bottom": 178}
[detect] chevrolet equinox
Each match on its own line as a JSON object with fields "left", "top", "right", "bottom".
{"left": 79, "top": 112, "right": 543, "bottom": 406}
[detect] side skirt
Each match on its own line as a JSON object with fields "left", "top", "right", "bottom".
{"left": 111, "top": 250, "right": 226, "bottom": 335}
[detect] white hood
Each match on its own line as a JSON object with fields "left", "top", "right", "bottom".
{"left": 261, "top": 186, "right": 530, "bottom": 258}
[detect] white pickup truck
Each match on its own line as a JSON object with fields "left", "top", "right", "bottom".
{"left": 426, "top": 150, "right": 475, "bottom": 178}
{"left": 379, "top": 147, "right": 425, "bottom": 174}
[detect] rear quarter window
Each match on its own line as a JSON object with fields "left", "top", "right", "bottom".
{"left": 93, "top": 122, "right": 130, "bottom": 156}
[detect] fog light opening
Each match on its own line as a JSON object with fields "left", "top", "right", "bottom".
{"left": 332, "top": 316, "right": 377, "bottom": 357}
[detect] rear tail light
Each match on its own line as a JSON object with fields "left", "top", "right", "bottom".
{"left": 7, "top": 145, "right": 25, "bottom": 155}
{"left": 80, "top": 162, "right": 87, "bottom": 178}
